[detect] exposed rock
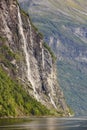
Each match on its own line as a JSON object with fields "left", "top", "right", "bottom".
{"left": 0, "top": 0, "right": 69, "bottom": 116}
{"left": 18, "top": 0, "right": 87, "bottom": 115}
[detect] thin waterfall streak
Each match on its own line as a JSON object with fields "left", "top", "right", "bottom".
{"left": 42, "top": 48, "right": 44, "bottom": 69}
{"left": 50, "top": 68, "right": 57, "bottom": 109}
{"left": 17, "top": 6, "right": 36, "bottom": 93}
{"left": 28, "top": 19, "right": 33, "bottom": 47}
{"left": 18, "top": 7, "right": 30, "bottom": 79}
{"left": 51, "top": 68, "right": 55, "bottom": 95}
{"left": 49, "top": 93, "right": 57, "bottom": 110}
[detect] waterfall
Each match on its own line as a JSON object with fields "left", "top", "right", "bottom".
{"left": 49, "top": 36, "right": 54, "bottom": 46}
{"left": 17, "top": 6, "right": 57, "bottom": 107}
{"left": 42, "top": 48, "right": 45, "bottom": 69}
{"left": 28, "top": 19, "right": 33, "bottom": 47}
{"left": 17, "top": 6, "right": 38, "bottom": 98}
{"left": 48, "top": 66, "right": 57, "bottom": 110}
{"left": 49, "top": 93, "right": 57, "bottom": 110}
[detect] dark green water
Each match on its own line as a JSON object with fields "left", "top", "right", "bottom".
{"left": 0, "top": 117, "right": 87, "bottom": 130}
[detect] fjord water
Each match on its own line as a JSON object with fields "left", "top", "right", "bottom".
{"left": 0, "top": 117, "right": 87, "bottom": 130}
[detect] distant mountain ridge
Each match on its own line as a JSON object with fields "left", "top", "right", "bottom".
{"left": 19, "top": 0, "right": 87, "bottom": 115}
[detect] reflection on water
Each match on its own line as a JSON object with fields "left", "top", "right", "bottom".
{"left": 0, "top": 117, "right": 87, "bottom": 130}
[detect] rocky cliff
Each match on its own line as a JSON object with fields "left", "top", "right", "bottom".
{"left": 0, "top": 0, "right": 70, "bottom": 116}
{"left": 19, "top": 0, "right": 87, "bottom": 115}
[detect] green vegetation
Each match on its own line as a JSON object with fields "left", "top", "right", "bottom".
{"left": 29, "top": 17, "right": 39, "bottom": 32}
{"left": 0, "top": 44, "right": 19, "bottom": 72}
{"left": 20, "top": 8, "right": 29, "bottom": 17}
{"left": 0, "top": 66, "right": 52, "bottom": 117}
{"left": 38, "top": 32, "right": 43, "bottom": 39}
{"left": 0, "top": 44, "right": 15, "bottom": 69}
{"left": 68, "top": 105, "right": 74, "bottom": 116}
{"left": 0, "top": 36, "right": 7, "bottom": 42}
{"left": 43, "top": 42, "right": 56, "bottom": 62}
{"left": 32, "top": 23, "right": 38, "bottom": 32}
{"left": 0, "top": 45, "right": 15, "bottom": 59}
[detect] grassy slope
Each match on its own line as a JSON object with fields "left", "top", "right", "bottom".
{"left": 0, "top": 66, "right": 52, "bottom": 117}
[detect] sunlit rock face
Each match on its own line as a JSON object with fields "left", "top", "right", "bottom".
{"left": 18, "top": 0, "right": 87, "bottom": 116}
{"left": 0, "top": 0, "right": 69, "bottom": 115}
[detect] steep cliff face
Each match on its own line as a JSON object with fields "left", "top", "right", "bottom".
{"left": 0, "top": 0, "right": 69, "bottom": 116}
{"left": 19, "top": 0, "right": 87, "bottom": 115}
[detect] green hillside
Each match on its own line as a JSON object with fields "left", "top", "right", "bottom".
{"left": 0, "top": 66, "right": 52, "bottom": 117}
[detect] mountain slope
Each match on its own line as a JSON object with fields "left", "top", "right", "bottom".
{"left": 0, "top": 66, "right": 51, "bottom": 117}
{"left": 19, "top": 0, "right": 87, "bottom": 115}
{"left": 0, "top": 0, "right": 70, "bottom": 117}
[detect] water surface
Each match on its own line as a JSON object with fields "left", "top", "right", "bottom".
{"left": 0, "top": 117, "right": 87, "bottom": 130}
